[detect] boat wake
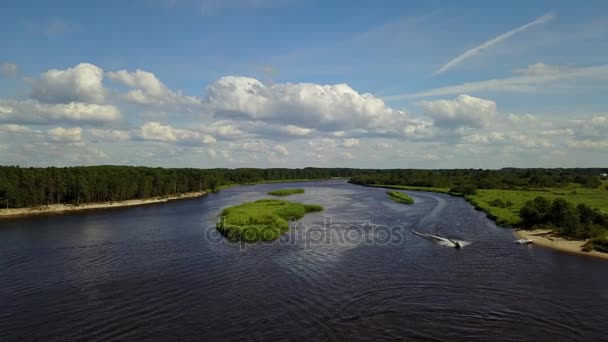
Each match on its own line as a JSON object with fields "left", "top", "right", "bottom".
{"left": 411, "top": 229, "right": 471, "bottom": 248}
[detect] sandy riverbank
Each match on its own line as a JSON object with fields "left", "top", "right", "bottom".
{"left": 0, "top": 191, "right": 207, "bottom": 218}
{"left": 514, "top": 229, "right": 608, "bottom": 260}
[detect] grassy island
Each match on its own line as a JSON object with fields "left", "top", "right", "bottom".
{"left": 216, "top": 199, "right": 323, "bottom": 242}
{"left": 387, "top": 191, "right": 414, "bottom": 204}
{"left": 267, "top": 188, "right": 305, "bottom": 197}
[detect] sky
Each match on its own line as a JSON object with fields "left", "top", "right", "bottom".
{"left": 1, "top": 0, "right": 607, "bottom": 169}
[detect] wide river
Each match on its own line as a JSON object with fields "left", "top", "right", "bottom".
{"left": 1, "top": 180, "right": 608, "bottom": 341}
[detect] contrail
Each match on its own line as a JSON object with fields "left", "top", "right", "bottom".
{"left": 433, "top": 11, "right": 556, "bottom": 76}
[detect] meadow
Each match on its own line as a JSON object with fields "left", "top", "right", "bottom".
{"left": 468, "top": 182, "right": 608, "bottom": 227}
{"left": 216, "top": 199, "right": 323, "bottom": 242}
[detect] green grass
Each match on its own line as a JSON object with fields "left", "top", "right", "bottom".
{"left": 267, "top": 188, "right": 305, "bottom": 196}
{"left": 466, "top": 186, "right": 608, "bottom": 227}
{"left": 216, "top": 199, "right": 323, "bottom": 242}
{"left": 215, "top": 178, "right": 328, "bottom": 191}
{"left": 353, "top": 181, "right": 608, "bottom": 228}
{"left": 358, "top": 183, "right": 452, "bottom": 194}
{"left": 386, "top": 191, "right": 414, "bottom": 204}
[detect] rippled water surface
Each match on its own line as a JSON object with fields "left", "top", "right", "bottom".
{"left": 1, "top": 180, "right": 608, "bottom": 341}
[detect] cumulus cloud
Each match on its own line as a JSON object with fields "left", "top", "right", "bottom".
{"left": 565, "top": 115, "right": 608, "bottom": 140}
{"left": 199, "top": 120, "right": 244, "bottom": 139}
{"left": 88, "top": 129, "right": 131, "bottom": 142}
{"left": 342, "top": 152, "right": 356, "bottom": 160}
{"left": 206, "top": 76, "right": 413, "bottom": 132}
{"left": 341, "top": 138, "right": 360, "bottom": 147}
{"left": 107, "top": 69, "right": 201, "bottom": 107}
{"left": 0, "top": 63, "right": 17, "bottom": 78}
{"left": 0, "top": 124, "right": 31, "bottom": 133}
{"left": 419, "top": 94, "right": 496, "bottom": 128}
{"left": 29, "top": 63, "right": 105, "bottom": 104}
{"left": 138, "top": 121, "right": 216, "bottom": 145}
{"left": 47, "top": 127, "right": 82, "bottom": 142}
{"left": 272, "top": 144, "right": 289, "bottom": 156}
{"left": 0, "top": 99, "right": 120, "bottom": 124}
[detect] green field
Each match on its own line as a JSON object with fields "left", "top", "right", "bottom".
{"left": 354, "top": 181, "right": 608, "bottom": 228}
{"left": 216, "top": 199, "right": 323, "bottom": 242}
{"left": 386, "top": 191, "right": 414, "bottom": 204}
{"left": 467, "top": 185, "right": 608, "bottom": 227}
{"left": 267, "top": 188, "right": 305, "bottom": 196}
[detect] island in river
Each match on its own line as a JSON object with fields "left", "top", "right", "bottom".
{"left": 216, "top": 199, "right": 323, "bottom": 242}
{"left": 267, "top": 188, "right": 305, "bottom": 196}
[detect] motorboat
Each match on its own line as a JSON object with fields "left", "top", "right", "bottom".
{"left": 515, "top": 238, "right": 533, "bottom": 244}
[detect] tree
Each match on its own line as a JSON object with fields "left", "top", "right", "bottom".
{"left": 549, "top": 198, "right": 580, "bottom": 235}
{"left": 519, "top": 196, "right": 551, "bottom": 227}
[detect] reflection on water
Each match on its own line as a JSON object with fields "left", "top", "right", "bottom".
{"left": 1, "top": 180, "right": 608, "bottom": 341}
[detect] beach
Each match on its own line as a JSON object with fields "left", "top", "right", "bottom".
{"left": 514, "top": 229, "right": 608, "bottom": 260}
{"left": 0, "top": 191, "right": 207, "bottom": 218}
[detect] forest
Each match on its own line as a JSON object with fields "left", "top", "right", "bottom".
{"left": 349, "top": 168, "right": 605, "bottom": 191}
{"left": 1, "top": 166, "right": 606, "bottom": 209}
{"left": 0, "top": 166, "right": 356, "bottom": 208}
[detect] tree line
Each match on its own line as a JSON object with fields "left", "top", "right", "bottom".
{"left": 349, "top": 168, "right": 604, "bottom": 190}
{"left": 0, "top": 166, "right": 357, "bottom": 208}
{"left": 1, "top": 166, "right": 606, "bottom": 209}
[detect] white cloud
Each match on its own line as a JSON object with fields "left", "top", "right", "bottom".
{"left": 391, "top": 63, "right": 608, "bottom": 100}
{"left": 434, "top": 12, "right": 555, "bottom": 75}
{"left": 272, "top": 144, "right": 289, "bottom": 156}
{"left": 206, "top": 76, "right": 412, "bottom": 132}
{"left": 342, "top": 152, "right": 356, "bottom": 160}
{"left": 199, "top": 120, "right": 244, "bottom": 138}
{"left": 565, "top": 114, "right": 608, "bottom": 140}
{"left": 29, "top": 63, "right": 105, "bottom": 104}
{"left": 419, "top": 94, "right": 496, "bottom": 128}
{"left": 283, "top": 124, "right": 313, "bottom": 136}
{"left": 88, "top": 129, "right": 131, "bottom": 142}
{"left": 0, "top": 124, "right": 31, "bottom": 133}
{"left": 341, "top": 138, "right": 360, "bottom": 147}
{"left": 0, "top": 63, "right": 17, "bottom": 78}
{"left": 375, "top": 142, "right": 391, "bottom": 149}
{"left": 47, "top": 127, "right": 82, "bottom": 142}
{"left": 0, "top": 99, "right": 120, "bottom": 124}
{"left": 138, "top": 122, "right": 216, "bottom": 145}
{"left": 207, "top": 148, "right": 217, "bottom": 158}
{"left": 107, "top": 69, "right": 201, "bottom": 107}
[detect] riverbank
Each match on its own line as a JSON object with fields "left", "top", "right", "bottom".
{"left": 0, "top": 179, "right": 335, "bottom": 219}
{"left": 349, "top": 182, "right": 608, "bottom": 260}
{"left": 0, "top": 191, "right": 207, "bottom": 218}
{"left": 514, "top": 229, "right": 608, "bottom": 260}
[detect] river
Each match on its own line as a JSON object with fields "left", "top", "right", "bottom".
{"left": 1, "top": 180, "right": 607, "bottom": 341}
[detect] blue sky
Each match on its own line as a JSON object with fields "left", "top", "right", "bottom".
{"left": 1, "top": 0, "right": 607, "bottom": 168}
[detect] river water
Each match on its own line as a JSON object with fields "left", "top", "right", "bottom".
{"left": 1, "top": 180, "right": 607, "bottom": 341}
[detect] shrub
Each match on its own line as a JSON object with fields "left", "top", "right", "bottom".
{"left": 519, "top": 196, "right": 552, "bottom": 227}
{"left": 489, "top": 199, "right": 506, "bottom": 208}
{"left": 449, "top": 184, "right": 477, "bottom": 195}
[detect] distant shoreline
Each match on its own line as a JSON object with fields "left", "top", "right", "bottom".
{"left": 0, "top": 191, "right": 207, "bottom": 218}
{"left": 514, "top": 229, "right": 608, "bottom": 260}
{"left": 0, "top": 178, "right": 337, "bottom": 219}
